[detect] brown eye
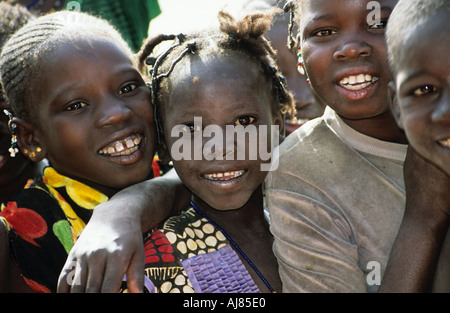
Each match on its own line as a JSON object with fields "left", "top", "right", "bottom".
{"left": 235, "top": 116, "right": 255, "bottom": 126}
{"left": 65, "top": 101, "right": 87, "bottom": 111}
{"left": 181, "top": 123, "right": 201, "bottom": 133}
{"left": 368, "top": 20, "right": 388, "bottom": 30}
{"left": 314, "top": 29, "right": 337, "bottom": 37}
{"left": 119, "top": 83, "right": 137, "bottom": 95}
{"left": 413, "top": 85, "right": 437, "bottom": 96}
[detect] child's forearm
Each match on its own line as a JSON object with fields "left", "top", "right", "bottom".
{"left": 57, "top": 169, "right": 190, "bottom": 292}
{"left": 97, "top": 168, "right": 190, "bottom": 232}
{"left": 380, "top": 148, "right": 450, "bottom": 292}
{"left": 380, "top": 203, "right": 449, "bottom": 292}
{"left": 108, "top": 168, "right": 190, "bottom": 232}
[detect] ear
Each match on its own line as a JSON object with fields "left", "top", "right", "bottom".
{"left": 387, "top": 81, "right": 404, "bottom": 130}
{"left": 11, "top": 117, "right": 47, "bottom": 162}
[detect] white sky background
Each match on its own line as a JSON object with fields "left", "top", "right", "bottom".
{"left": 149, "top": 0, "right": 273, "bottom": 35}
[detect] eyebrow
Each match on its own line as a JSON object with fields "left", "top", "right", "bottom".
{"left": 400, "top": 70, "right": 428, "bottom": 84}
{"left": 174, "top": 103, "right": 260, "bottom": 120}
{"left": 307, "top": 13, "right": 336, "bottom": 24}
{"left": 308, "top": 6, "right": 393, "bottom": 24}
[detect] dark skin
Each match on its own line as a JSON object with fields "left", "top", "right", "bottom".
{"left": 160, "top": 54, "right": 282, "bottom": 292}
{"left": 379, "top": 147, "right": 450, "bottom": 292}
{"left": 59, "top": 51, "right": 283, "bottom": 293}
{"left": 380, "top": 12, "right": 450, "bottom": 292}
{"left": 191, "top": 189, "right": 280, "bottom": 293}
{"left": 0, "top": 102, "right": 45, "bottom": 205}
{"left": 266, "top": 17, "right": 324, "bottom": 135}
{"left": 1, "top": 102, "right": 46, "bottom": 293}
{"left": 15, "top": 38, "right": 157, "bottom": 197}
{"left": 1, "top": 37, "right": 158, "bottom": 293}
{"left": 299, "top": 0, "right": 406, "bottom": 144}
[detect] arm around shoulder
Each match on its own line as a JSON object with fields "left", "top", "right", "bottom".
{"left": 58, "top": 168, "right": 190, "bottom": 293}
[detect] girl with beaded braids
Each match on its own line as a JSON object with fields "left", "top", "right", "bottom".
{"left": 138, "top": 8, "right": 293, "bottom": 293}
{"left": 59, "top": 8, "right": 294, "bottom": 293}
{"left": 0, "top": 10, "right": 184, "bottom": 293}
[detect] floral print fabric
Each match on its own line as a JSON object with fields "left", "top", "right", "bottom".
{"left": 1, "top": 167, "right": 108, "bottom": 292}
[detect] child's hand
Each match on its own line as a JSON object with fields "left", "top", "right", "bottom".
{"left": 57, "top": 201, "right": 145, "bottom": 293}
{"left": 380, "top": 146, "right": 450, "bottom": 292}
{"left": 404, "top": 146, "right": 450, "bottom": 218}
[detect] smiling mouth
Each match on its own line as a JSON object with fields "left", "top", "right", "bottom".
{"left": 98, "top": 134, "right": 142, "bottom": 157}
{"left": 339, "top": 74, "right": 379, "bottom": 91}
{"left": 203, "top": 169, "right": 247, "bottom": 181}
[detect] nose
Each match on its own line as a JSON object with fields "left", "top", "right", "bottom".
{"left": 95, "top": 96, "right": 133, "bottom": 128}
{"left": 431, "top": 91, "right": 450, "bottom": 123}
{"left": 333, "top": 38, "right": 372, "bottom": 61}
{"left": 202, "top": 125, "right": 236, "bottom": 161}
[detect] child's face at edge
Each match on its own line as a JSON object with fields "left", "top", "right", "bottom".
{"left": 299, "top": 0, "right": 398, "bottom": 120}
{"left": 161, "top": 56, "right": 278, "bottom": 211}
{"left": 394, "top": 13, "right": 450, "bottom": 176}
{"left": 28, "top": 39, "right": 157, "bottom": 194}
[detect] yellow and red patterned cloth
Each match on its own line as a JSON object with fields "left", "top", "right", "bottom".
{"left": 1, "top": 161, "right": 161, "bottom": 293}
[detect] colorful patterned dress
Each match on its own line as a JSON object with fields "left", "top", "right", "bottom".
{"left": 143, "top": 207, "right": 261, "bottom": 293}
{"left": 0, "top": 162, "right": 161, "bottom": 293}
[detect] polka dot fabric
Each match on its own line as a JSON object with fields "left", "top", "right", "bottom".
{"left": 142, "top": 207, "right": 260, "bottom": 293}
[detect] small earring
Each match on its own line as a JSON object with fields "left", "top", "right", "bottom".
{"left": 28, "top": 147, "right": 41, "bottom": 159}
{"left": 297, "top": 46, "right": 305, "bottom": 75}
{"left": 3, "top": 109, "right": 19, "bottom": 157}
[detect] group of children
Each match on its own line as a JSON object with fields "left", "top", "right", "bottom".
{"left": 0, "top": 0, "right": 448, "bottom": 293}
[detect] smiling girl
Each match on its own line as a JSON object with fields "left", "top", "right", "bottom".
{"left": 265, "top": 0, "right": 413, "bottom": 292}
{"left": 0, "top": 11, "right": 158, "bottom": 292}
{"left": 125, "top": 9, "right": 294, "bottom": 293}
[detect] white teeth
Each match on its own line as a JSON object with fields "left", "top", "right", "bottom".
{"left": 439, "top": 139, "right": 450, "bottom": 148}
{"left": 356, "top": 74, "right": 365, "bottom": 83}
{"left": 115, "top": 142, "right": 125, "bottom": 152}
{"left": 204, "top": 170, "right": 245, "bottom": 181}
{"left": 99, "top": 134, "right": 142, "bottom": 156}
{"left": 339, "top": 74, "right": 379, "bottom": 91}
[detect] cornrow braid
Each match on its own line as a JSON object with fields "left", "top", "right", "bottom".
{"left": 0, "top": 10, "right": 134, "bottom": 126}
{"left": 137, "top": 9, "right": 296, "bottom": 141}
{"left": 0, "top": 2, "right": 36, "bottom": 104}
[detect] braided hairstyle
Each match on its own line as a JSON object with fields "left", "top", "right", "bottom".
{"left": 137, "top": 9, "right": 296, "bottom": 140}
{"left": 283, "top": 0, "right": 303, "bottom": 53}
{"left": 0, "top": 10, "right": 134, "bottom": 127}
{"left": 0, "top": 2, "right": 36, "bottom": 104}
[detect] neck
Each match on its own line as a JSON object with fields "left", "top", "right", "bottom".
{"left": 190, "top": 186, "right": 280, "bottom": 293}
{"left": 340, "top": 110, "right": 408, "bottom": 144}
{"left": 191, "top": 186, "right": 267, "bottom": 236}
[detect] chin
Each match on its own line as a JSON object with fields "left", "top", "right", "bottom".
{"left": 204, "top": 196, "right": 250, "bottom": 211}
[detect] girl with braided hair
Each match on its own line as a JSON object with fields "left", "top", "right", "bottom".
{"left": 59, "top": 8, "right": 294, "bottom": 293}
{"left": 0, "top": 10, "right": 164, "bottom": 292}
